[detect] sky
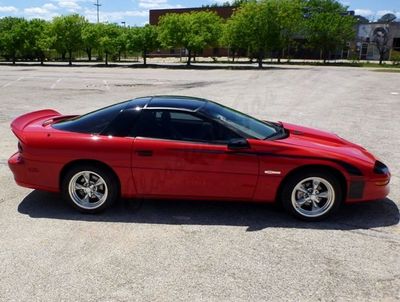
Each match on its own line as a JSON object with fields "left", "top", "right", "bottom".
{"left": 0, "top": 0, "right": 399, "bottom": 26}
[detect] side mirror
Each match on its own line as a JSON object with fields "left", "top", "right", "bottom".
{"left": 228, "top": 138, "right": 250, "bottom": 150}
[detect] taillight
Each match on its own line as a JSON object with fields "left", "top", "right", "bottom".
{"left": 18, "top": 141, "right": 23, "bottom": 153}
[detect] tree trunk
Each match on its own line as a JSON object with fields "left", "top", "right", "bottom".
{"left": 187, "top": 49, "right": 192, "bottom": 66}
{"left": 105, "top": 53, "right": 108, "bottom": 66}
{"left": 62, "top": 51, "right": 66, "bottom": 61}
{"left": 68, "top": 50, "right": 72, "bottom": 66}
{"left": 277, "top": 52, "right": 281, "bottom": 64}
{"left": 143, "top": 50, "right": 147, "bottom": 66}
{"left": 379, "top": 52, "right": 384, "bottom": 65}
{"left": 87, "top": 48, "right": 92, "bottom": 61}
{"left": 322, "top": 49, "right": 327, "bottom": 64}
{"left": 232, "top": 51, "right": 235, "bottom": 63}
{"left": 118, "top": 51, "right": 121, "bottom": 62}
{"left": 12, "top": 54, "right": 16, "bottom": 65}
{"left": 257, "top": 50, "right": 263, "bottom": 69}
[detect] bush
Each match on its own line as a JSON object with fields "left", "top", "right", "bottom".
{"left": 391, "top": 51, "right": 400, "bottom": 66}
{"left": 349, "top": 52, "right": 359, "bottom": 64}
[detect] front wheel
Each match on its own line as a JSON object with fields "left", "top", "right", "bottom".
{"left": 281, "top": 171, "right": 342, "bottom": 221}
{"left": 62, "top": 165, "right": 119, "bottom": 213}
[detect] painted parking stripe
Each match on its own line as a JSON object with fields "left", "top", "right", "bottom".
{"left": 50, "top": 78, "right": 62, "bottom": 89}
{"left": 1, "top": 77, "right": 24, "bottom": 88}
{"left": 103, "top": 80, "right": 110, "bottom": 91}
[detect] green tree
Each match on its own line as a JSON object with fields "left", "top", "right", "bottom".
{"left": 158, "top": 11, "right": 223, "bottom": 66}
{"left": 272, "top": 0, "right": 305, "bottom": 62}
{"left": 304, "top": 0, "right": 356, "bottom": 62}
{"left": 82, "top": 22, "right": 101, "bottom": 61}
{"left": 115, "top": 27, "right": 128, "bottom": 62}
{"left": 52, "top": 14, "right": 86, "bottom": 65}
{"left": 127, "top": 25, "right": 159, "bottom": 66}
{"left": 24, "top": 19, "right": 53, "bottom": 65}
{"left": 98, "top": 23, "right": 121, "bottom": 66}
{"left": 0, "top": 17, "right": 27, "bottom": 64}
{"left": 226, "top": 1, "right": 280, "bottom": 68}
{"left": 222, "top": 17, "right": 247, "bottom": 62}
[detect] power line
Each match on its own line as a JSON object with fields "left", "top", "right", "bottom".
{"left": 94, "top": 0, "right": 101, "bottom": 23}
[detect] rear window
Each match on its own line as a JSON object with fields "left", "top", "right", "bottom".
{"left": 52, "top": 98, "right": 149, "bottom": 134}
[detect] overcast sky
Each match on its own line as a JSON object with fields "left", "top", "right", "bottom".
{"left": 0, "top": 0, "right": 399, "bottom": 26}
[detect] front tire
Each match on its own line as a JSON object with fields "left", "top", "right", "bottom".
{"left": 62, "top": 165, "right": 119, "bottom": 213}
{"left": 281, "top": 170, "right": 342, "bottom": 221}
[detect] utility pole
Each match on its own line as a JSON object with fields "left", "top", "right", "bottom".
{"left": 94, "top": 0, "right": 101, "bottom": 23}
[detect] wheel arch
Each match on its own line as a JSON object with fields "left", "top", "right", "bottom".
{"left": 59, "top": 159, "right": 121, "bottom": 194}
{"left": 276, "top": 164, "right": 348, "bottom": 204}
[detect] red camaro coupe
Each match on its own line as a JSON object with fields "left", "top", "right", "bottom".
{"left": 8, "top": 96, "right": 390, "bottom": 221}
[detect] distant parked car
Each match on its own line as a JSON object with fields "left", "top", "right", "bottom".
{"left": 8, "top": 96, "right": 390, "bottom": 221}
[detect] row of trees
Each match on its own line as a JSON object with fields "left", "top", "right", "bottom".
{"left": 0, "top": 15, "right": 158, "bottom": 66}
{"left": 0, "top": 0, "right": 356, "bottom": 68}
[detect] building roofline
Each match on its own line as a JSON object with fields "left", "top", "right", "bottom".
{"left": 149, "top": 6, "right": 235, "bottom": 13}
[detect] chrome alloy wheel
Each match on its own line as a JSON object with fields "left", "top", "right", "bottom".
{"left": 291, "top": 177, "right": 335, "bottom": 218}
{"left": 68, "top": 171, "right": 108, "bottom": 210}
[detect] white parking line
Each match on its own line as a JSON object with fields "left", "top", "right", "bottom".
{"left": 50, "top": 78, "right": 62, "bottom": 90}
{"left": 1, "top": 77, "right": 24, "bottom": 88}
{"left": 103, "top": 80, "right": 110, "bottom": 91}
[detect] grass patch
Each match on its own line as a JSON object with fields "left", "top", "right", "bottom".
{"left": 372, "top": 69, "right": 400, "bottom": 73}
{"left": 360, "top": 62, "right": 400, "bottom": 68}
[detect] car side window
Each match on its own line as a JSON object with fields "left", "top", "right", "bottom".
{"left": 134, "top": 110, "right": 241, "bottom": 143}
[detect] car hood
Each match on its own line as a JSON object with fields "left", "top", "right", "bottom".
{"left": 279, "top": 122, "right": 376, "bottom": 165}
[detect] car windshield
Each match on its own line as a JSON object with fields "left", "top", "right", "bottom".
{"left": 200, "top": 102, "right": 279, "bottom": 140}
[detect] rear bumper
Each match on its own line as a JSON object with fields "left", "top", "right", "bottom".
{"left": 8, "top": 152, "right": 59, "bottom": 192}
{"left": 8, "top": 152, "right": 30, "bottom": 188}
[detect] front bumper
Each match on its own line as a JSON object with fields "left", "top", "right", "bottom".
{"left": 347, "top": 166, "right": 390, "bottom": 203}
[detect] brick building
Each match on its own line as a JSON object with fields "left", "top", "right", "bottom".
{"left": 149, "top": 7, "right": 235, "bottom": 58}
{"left": 149, "top": 6, "right": 400, "bottom": 61}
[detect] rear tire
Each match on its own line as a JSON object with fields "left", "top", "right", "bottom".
{"left": 61, "top": 164, "right": 119, "bottom": 214}
{"left": 281, "top": 170, "right": 342, "bottom": 221}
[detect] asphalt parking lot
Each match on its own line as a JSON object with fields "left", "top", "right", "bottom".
{"left": 0, "top": 64, "right": 399, "bottom": 301}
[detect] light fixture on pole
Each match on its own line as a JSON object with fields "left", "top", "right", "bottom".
{"left": 94, "top": 0, "right": 101, "bottom": 23}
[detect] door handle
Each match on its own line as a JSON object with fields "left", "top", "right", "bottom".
{"left": 136, "top": 150, "right": 153, "bottom": 157}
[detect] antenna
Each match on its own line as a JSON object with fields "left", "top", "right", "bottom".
{"left": 94, "top": 0, "right": 101, "bottom": 23}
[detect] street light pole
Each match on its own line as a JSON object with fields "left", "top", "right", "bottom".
{"left": 94, "top": 0, "right": 101, "bottom": 23}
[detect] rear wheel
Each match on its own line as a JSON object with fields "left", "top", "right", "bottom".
{"left": 62, "top": 165, "right": 118, "bottom": 213}
{"left": 281, "top": 170, "right": 342, "bottom": 221}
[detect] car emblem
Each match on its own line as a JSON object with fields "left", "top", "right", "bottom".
{"left": 264, "top": 170, "right": 282, "bottom": 175}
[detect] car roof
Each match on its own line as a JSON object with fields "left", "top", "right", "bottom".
{"left": 142, "top": 95, "right": 209, "bottom": 111}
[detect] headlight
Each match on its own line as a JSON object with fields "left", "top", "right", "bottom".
{"left": 373, "top": 160, "right": 389, "bottom": 175}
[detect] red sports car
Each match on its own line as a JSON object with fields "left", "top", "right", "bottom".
{"left": 8, "top": 96, "right": 390, "bottom": 221}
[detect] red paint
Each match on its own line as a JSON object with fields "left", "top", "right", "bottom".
{"left": 8, "top": 109, "right": 390, "bottom": 203}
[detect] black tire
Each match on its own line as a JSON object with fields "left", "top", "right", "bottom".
{"left": 61, "top": 164, "right": 119, "bottom": 214}
{"left": 281, "top": 170, "right": 342, "bottom": 221}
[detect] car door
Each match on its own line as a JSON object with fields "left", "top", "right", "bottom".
{"left": 131, "top": 109, "right": 259, "bottom": 200}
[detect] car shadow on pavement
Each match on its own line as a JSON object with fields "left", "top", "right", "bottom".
{"left": 18, "top": 190, "right": 399, "bottom": 232}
